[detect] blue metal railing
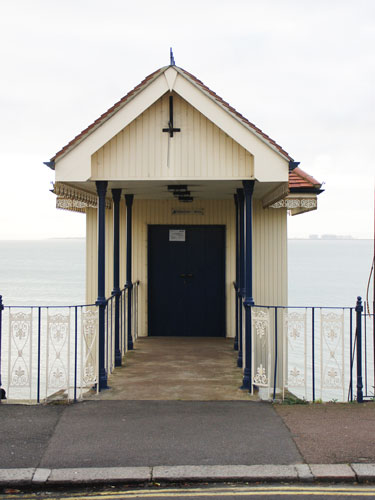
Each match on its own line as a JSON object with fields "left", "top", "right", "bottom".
{"left": 0, "top": 281, "right": 140, "bottom": 404}
{"left": 0, "top": 301, "right": 98, "bottom": 403}
{"left": 233, "top": 286, "right": 374, "bottom": 403}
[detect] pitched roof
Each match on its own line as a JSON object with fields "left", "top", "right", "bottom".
{"left": 289, "top": 167, "right": 322, "bottom": 191}
{"left": 52, "top": 65, "right": 292, "bottom": 162}
{"left": 50, "top": 64, "right": 322, "bottom": 195}
{"left": 177, "top": 67, "right": 292, "bottom": 161}
{"left": 51, "top": 67, "right": 166, "bottom": 161}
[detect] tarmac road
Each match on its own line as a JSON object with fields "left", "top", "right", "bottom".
{"left": 2, "top": 484, "right": 375, "bottom": 500}
{"left": 0, "top": 401, "right": 301, "bottom": 468}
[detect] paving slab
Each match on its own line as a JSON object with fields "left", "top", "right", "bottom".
{"left": 275, "top": 403, "right": 375, "bottom": 464}
{"left": 309, "top": 464, "right": 356, "bottom": 481}
{"left": 39, "top": 401, "right": 302, "bottom": 468}
{"left": 47, "top": 467, "right": 152, "bottom": 484}
{"left": 351, "top": 463, "right": 375, "bottom": 482}
{"left": 0, "top": 468, "right": 35, "bottom": 486}
{"left": 153, "top": 465, "right": 298, "bottom": 482}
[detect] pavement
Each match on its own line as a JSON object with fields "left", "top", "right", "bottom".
{"left": 1, "top": 400, "right": 375, "bottom": 488}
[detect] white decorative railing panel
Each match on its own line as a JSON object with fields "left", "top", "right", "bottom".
{"left": 251, "top": 307, "right": 272, "bottom": 398}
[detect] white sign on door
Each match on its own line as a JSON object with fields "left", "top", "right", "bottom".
{"left": 169, "top": 229, "right": 186, "bottom": 242}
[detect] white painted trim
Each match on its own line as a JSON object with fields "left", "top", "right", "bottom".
{"left": 262, "top": 183, "right": 289, "bottom": 208}
{"left": 55, "top": 65, "right": 289, "bottom": 183}
{"left": 173, "top": 73, "right": 288, "bottom": 182}
{"left": 174, "top": 68, "right": 290, "bottom": 162}
{"left": 164, "top": 67, "right": 178, "bottom": 91}
{"left": 55, "top": 75, "right": 170, "bottom": 182}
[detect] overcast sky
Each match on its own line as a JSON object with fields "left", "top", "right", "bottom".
{"left": 0, "top": 0, "right": 374, "bottom": 239}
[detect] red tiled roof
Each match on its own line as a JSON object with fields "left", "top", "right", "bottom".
{"left": 289, "top": 167, "right": 322, "bottom": 190}
{"left": 52, "top": 67, "right": 166, "bottom": 161}
{"left": 52, "top": 65, "right": 293, "bottom": 162}
{"left": 177, "top": 68, "right": 292, "bottom": 161}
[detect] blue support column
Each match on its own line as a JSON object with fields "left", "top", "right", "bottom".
{"left": 241, "top": 180, "right": 255, "bottom": 391}
{"left": 0, "top": 295, "right": 4, "bottom": 399}
{"left": 237, "top": 189, "right": 244, "bottom": 368}
{"left": 125, "top": 194, "right": 134, "bottom": 350}
{"left": 96, "top": 180, "right": 108, "bottom": 390}
{"left": 234, "top": 194, "right": 239, "bottom": 351}
{"left": 112, "top": 188, "right": 122, "bottom": 367}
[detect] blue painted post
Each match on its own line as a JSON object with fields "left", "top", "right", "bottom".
{"left": 112, "top": 188, "right": 122, "bottom": 367}
{"left": 0, "top": 295, "right": 3, "bottom": 397}
{"left": 349, "top": 308, "right": 353, "bottom": 401}
{"left": 96, "top": 180, "right": 108, "bottom": 390}
{"left": 234, "top": 193, "right": 239, "bottom": 351}
{"left": 237, "top": 188, "right": 244, "bottom": 368}
{"left": 37, "top": 307, "right": 41, "bottom": 403}
{"left": 241, "top": 180, "right": 255, "bottom": 391}
{"left": 356, "top": 296, "right": 363, "bottom": 403}
{"left": 74, "top": 306, "right": 78, "bottom": 402}
{"left": 312, "top": 307, "right": 315, "bottom": 402}
{"left": 125, "top": 194, "right": 134, "bottom": 350}
{"left": 273, "top": 307, "right": 278, "bottom": 400}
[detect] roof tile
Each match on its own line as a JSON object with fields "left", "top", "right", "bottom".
{"left": 289, "top": 167, "right": 321, "bottom": 189}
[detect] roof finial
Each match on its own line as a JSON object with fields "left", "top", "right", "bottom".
{"left": 170, "top": 47, "right": 175, "bottom": 66}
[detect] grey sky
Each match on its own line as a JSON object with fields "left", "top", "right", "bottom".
{"left": 0, "top": 0, "right": 374, "bottom": 239}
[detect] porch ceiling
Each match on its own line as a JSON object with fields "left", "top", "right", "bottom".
{"left": 63, "top": 179, "right": 284, "bottom": 201}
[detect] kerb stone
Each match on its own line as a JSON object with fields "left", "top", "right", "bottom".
{"left": 32, "top": 469, "right": 51, "bottom": 484}
{"left": 48, "top": 467, "right": 152, "bottom": 484}
{"left": 309, "top": 464, "right": 355, "bottom": 481}
{"left": 351, "top": 463, "right": 375, "bottom": 482}
{"left": 295, "top": 464, "right": 314, "bottom": 482}
{"left": 152, "top": 465, "right": 298, "bottom": 482}
{"left": 0, "top": 468, "right": 35, "bottom": 486}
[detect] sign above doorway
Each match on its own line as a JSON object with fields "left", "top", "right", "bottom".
{"left": 171, "top": 208, "right": 205, "bottom": 216}
{"left": 169, "top": 229, "right": 186, "bottom": 242}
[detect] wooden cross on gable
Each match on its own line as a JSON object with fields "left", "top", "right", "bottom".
{"left": 162, "top": 95, "right": 180, "bottom": 138}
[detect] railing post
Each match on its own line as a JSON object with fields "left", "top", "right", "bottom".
{"left": 37, "top": 307, "right": 41, "bottom": 403}
{"left": 74, "top": 306, "right": 78, "bottom": 402}
{"left": 125, "top": 194, "right": 134, "bottom": 350}
{"left": 96, "top": 180, "right": 108, "bottom": 391}
{"left": 356, "top": 296, "right": 363, "bottom": 403}
{"left": 312, "top": 307, "right": 315, "bottom": 402}
{"left": 273, "top": 307, "right": 278, "bottom": 400}
{"left": 349, "top": 308, "right": 353, "bottom": 401}
{"left": 0, "top": 295, "right": 5, "bottom": 400}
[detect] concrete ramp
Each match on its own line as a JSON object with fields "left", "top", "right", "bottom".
{"left": 87, "top": 337, "right": 257, "bottom": 401}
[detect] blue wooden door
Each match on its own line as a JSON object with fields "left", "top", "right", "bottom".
{"left": 148, "top": 225, "right": 225, "bottom": 337}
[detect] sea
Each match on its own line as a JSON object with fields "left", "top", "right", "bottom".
{"left": 0, "top": 238, "right": 373, "bottom": 307}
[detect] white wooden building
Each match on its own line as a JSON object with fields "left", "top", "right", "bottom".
{"left": 46, "top": 59, "right": 322, "bottom": 391}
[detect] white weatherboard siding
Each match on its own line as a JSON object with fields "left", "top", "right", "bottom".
{"left": 55, "top": 74, "right": 169, "bottom": 182}
{"left": 173, "top": 73, "right": 288, "bottom": 183}
{"left": 54, "top": 67, "right": 289, "bottom": 185}
{"left": 85, "top": 200, "right": 287, "bottom": 338}
{"left": 253, "top": 200, "right": 288, "bottom": 307}
{"left": 91, "top": 93, "right": 254, "bottom": 181}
